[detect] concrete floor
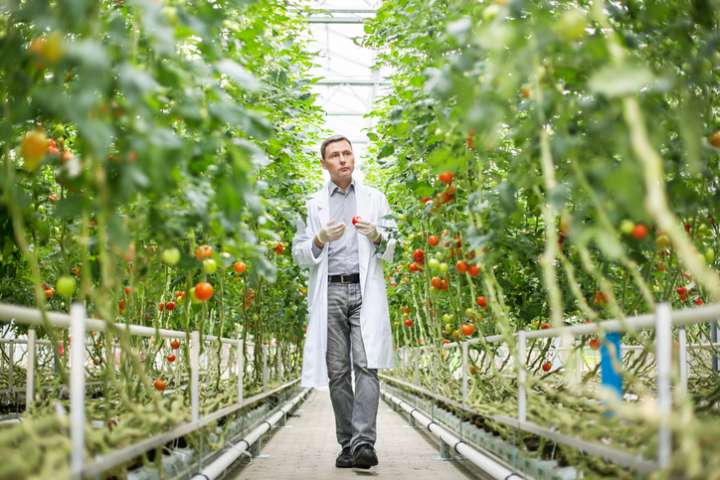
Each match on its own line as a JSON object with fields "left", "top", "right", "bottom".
{"left": 231, "top": 388, "right": 475, "bottom": 480}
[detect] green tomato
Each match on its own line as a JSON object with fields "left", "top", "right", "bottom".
{"left": 442, "top": 313, "right": 454, "bottom": 323}
{"left": 465, "top": 308, "right": 478, "bottom": 320}
{"left": 203, "top": 258, "right": 218, "bottom": 274}
{"left": 483, "top": 4, "right": 501, "bottom": 21}
{"left": 161, "top": 248, "right": 181, "bottom": 266}
{"left": 444, "top": 324, "right": 454, "bottom": 335}
{"left": 705, "top": 247, "right": 716, "bottom": 264}
{"left": 56, "top": 276, "right": 76, "bottom": 298}
{"left": 438, "top": 262, "right": 449, "bottom": 274}
{"left": 620, "top": 220, "right": 635, "bottom": 235}
{"left": 428, "top": 258, "right": 440, "bottom": 272}
{"left": 556, "top": 9, "right": 587, "bottom": 42}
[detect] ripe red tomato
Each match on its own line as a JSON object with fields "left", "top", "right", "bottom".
{"left": 175, "top": 290, "right": 185, "bottom": 299}
{"left": 440, "top": 279, "right": 449, "bottom": 290}
{"left": 438, "top": 171, "right": 454, "bottom": 184}
{"left": 542, "top": 361, "right": 552, "bottom": 372}
{"left": 166, "top": 354, "right": 176, "bottom": 363}
{"left": 593, "top": 291, "right": 607, "bottom": 305}
{"left": 420, "top": 196, "right": 431, "bottom": 204}
{"left": 428, "top": 235, "right": 439, "bottom": 247}
{"left": 476, "top": 296, "right": 487, "bottom": 308}
{"left": 468, "top": 265, "right": 480, "bottom": 277}
{"left": 540, "top": 322, "right": 551, "bottom": 330}
{"left": 402, "top": 306, "right": 411, "bottom": 315}
{"left": 194, "top": 244, "right": 213, "bottom": 260}
{"left": 352, "top": 216, "right": 361, "bottom": 226}
{"left": 684, "top": 222, "right": 692, "bottom": 233}
{"left": 676, "top": 286, "right": 687, "bottom": 301}
{"left": 44, "top": 287, "right": 55, "bottom": 299}
{"left": 118, "top": 298, "right": 126, "bottom": 313}
{"left": 170, "top": 339, "right": 181, "bottom": 350}
{"left": 153, "top": 378, "right": 167, "bottom": 391}
{"left": 274, "top": 242, "right": 285, "bottom": 255}
{"left": 165, "top": 301, "right": 175, "bottom": 311}
{"left": 694, "top": 297, "right": 704, "bottom": 305}
{"left": 709, "top": 131, "right": 720, "bottom": 149}
{"left": 588, "top": 338, "right": 600, "bottom": 350}
{"left": 431, "top": 277, "right": 443, "bottom": 289}
{"left": 632, "top": 224, "right": 648, "bottom": 240}
{"left": 195, "top": 281, "right": 214, "bottom": 301}
{"left": 461, "top": 323, "right": 476, "bottom": 336}
{"left": 412, "top": 248, "right": 425, "bottom": 263}
{"left": 158, "top": 302, "right": 165, "bottom": 312}
{"left": 403, "top": 318, "right": 413, "bottom": 327}
{"left": 408, "top": 262, "right": 421, "bottom": 273}
{"left": 233, "top": 261, "right": 247, "bottom": 273}
{"left": 442, "top": 338, "right": 450, "bottom": 345}
{"left": 124, "top": 286, "right": 133, "bottom": 296}
{"left": 455, "top": 260, "right": 468, "bottom": 273}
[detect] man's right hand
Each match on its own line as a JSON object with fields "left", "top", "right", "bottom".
{"left": 316, "top": 220, "right": 345, "bottom": 246}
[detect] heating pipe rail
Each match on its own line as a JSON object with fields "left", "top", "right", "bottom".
{"left": 381, "top": 389, "right": 525, "bottom": 480}
{"left": 191, "top": 388, "right": 310, "bottom": 480}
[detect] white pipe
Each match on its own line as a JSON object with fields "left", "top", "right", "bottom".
{"left": 192, "top": 389, "right": 309, "bottom": 480}
{"left": 442, "top": 302, "right": 720, "bottom": 349}
{"left": 0, "top": 303, "right": 257, "bottom": 346}
{"left": 381, "top": 389, "right": 523, "bottom": 479}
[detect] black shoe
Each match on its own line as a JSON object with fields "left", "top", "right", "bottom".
{"left": 335, "top": 447, "right": 353, "bottom": 468}
{"left": 352, "top": 444, "right": 378, "bottom": 469}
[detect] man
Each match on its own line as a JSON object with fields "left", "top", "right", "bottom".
{"left": 292, "top": 134, "right": 396, "bottom": 470}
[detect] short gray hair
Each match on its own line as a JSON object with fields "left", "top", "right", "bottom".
{"left": 320, "top": 135, "right": 352, "bottom": 160}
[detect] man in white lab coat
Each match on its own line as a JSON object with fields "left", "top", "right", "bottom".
{"left": 292, "top": 134, "right": 396, "bottom": 470}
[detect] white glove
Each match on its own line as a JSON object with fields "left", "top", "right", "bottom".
{"left": 316, "top": 220, "right": 346, "bottom": 244}
{"left": 355, "top": 220, "right": 381, "bottom": 243}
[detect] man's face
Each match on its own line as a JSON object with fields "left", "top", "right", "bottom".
{"left": 321, "top": 140, "right": 354, "bottom": 185}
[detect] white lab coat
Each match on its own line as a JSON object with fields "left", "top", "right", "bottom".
{"left": 292, "top": 178, "right": 397, "bottom": 388}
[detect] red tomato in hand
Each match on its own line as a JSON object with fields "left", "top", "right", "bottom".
{"left": 352, "top": 216, "right": 361, "bottom": 226}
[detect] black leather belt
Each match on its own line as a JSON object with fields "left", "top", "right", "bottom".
{"left": 328, "top": 273, "right": 360, "bottom": 284}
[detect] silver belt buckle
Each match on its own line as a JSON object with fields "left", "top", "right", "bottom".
{"left": 341, "top": 274, "right": 348, "bottom": 283}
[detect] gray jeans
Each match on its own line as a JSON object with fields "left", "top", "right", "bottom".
{"left": 326, "top": 282, "right": 379, "bottom": 453}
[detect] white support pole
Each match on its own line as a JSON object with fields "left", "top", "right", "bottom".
{"left": 26, "top": 329, "right": 36, "bottom": 410}
{"left": 70, "top": 303, "right": 86, "bottom": 478}
{"left": 7, "top": 341, "right": 14, "bottom": 401}
{"left": 678, "top": 326, "right": 688, "bottom": 391}
{"left": 190, "top": 331, "right": 200, "bottom": 423}
{"left": 518, "top": 331, "right": 527, "bottom": 423}
{"left": 262, "top": 344, "right": 269, "bottom": 390}
{"left": 461, "top": 342, "right": 469, "bottom": 408}
{"left": 575, "top": 342, "right": 583, "bottom": 385}
{"left": 656, "top": 303, "right": 672, "bottom": 469}
{"left": 236, "top": 338, "right": 244, "bottom": 404}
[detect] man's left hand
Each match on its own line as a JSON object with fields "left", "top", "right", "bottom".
{"left": 354, "top": 220, "right": 381, "bottom": 243}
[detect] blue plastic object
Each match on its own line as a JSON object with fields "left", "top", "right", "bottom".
{"left": 600, "top": 332, "right": 623, "bottom": 399}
